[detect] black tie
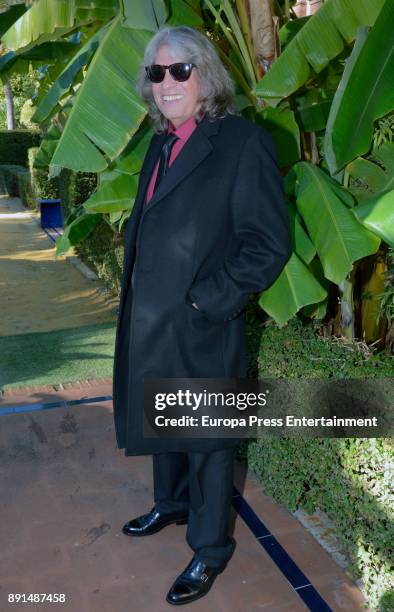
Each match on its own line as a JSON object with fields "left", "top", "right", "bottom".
{"left": 152, "top": 132, "right": 179, "bottom": 194}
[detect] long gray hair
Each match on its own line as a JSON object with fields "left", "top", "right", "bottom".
{"left": 135, "top": 25, "right": 238, "bottom": 133}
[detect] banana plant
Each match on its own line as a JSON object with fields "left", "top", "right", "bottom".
{"left": 324, "top": 3, "right": 394, "bottom": 175}
{"left": 1, "top": 0, "right": 118, "bottom": 52}
{"left": 254, "top": 0, "right": 386, "bottom": 104}
{"left": 252, "top": 0, "right": 392, "bottom": 338}
{"left": 1, "top": 0, "right": 392, "bottom": 340}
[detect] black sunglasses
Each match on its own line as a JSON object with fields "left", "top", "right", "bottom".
{"left": 145, "top": 62, "right": 196, "bottom": 83}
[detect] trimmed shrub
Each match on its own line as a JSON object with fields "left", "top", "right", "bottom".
{"left": 52, "top": 169, "right": 122, "bottom": 295}
{"left": 16, "top": 170, "right": 35, "bottom": 208}
{"left": 28, "top": 147, "right": 60, "bottom": 204}
{"left": 57, "top": 167, "right": 75, "bottom": 221}
{"left": 0, "top": 129, "right": 41, "bottom": 165}
{"left": 0, "top": 164, "right": 29, "bottom": 197}
{"left": 238, "top": 436, "right": 393, "bottom": 611}
{"left": 238, "top": 309, "right": 394, "bottom": 611}
{"left": 74, "top": 214, "right": 124, "bottom": 295}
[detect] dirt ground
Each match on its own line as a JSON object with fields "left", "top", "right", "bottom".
{"left": 0, "top": 196, "right": 117, "bottom": 337}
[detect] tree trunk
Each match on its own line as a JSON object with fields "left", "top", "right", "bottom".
{"left": 248, "top": 0, "right": 277, "bottom": 78}
{"left": 3, "top": 79, "right": 15, "bottom": 130}
{"left": 338, "top": 270, "right": 356, "bottom": 340}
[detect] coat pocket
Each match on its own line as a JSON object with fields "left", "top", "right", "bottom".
{"left": 173, "top": 299, "right": 226, "bottom": 378}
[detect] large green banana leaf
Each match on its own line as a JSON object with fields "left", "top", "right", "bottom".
{"left": 31, "top": 22, "right": 111, "bottom": 123}
{"left": 48, "top": 16, "right": 151, "bottom": 174}
{"left": 83, "top": 174, "right": 139, "bottom": 214}
{"left": 1, "top": 0, "right": 117, "bottom": 52}
{"left": 256, "top": 104, "right": 301, "bottom": 167}
{"left": 167, "top": 0, "right": 203, "bottom": 27}
{"left": 122, "top": 0, "right": 167, "bottom": 30}
{"left": 324, "top": 1, "right": 394, "bottom": 174}
{"left": 287, "top": 202, "right": 316, "bottom": 264}
{"left": 83, "top": 123, "right": 153, "bottom": 223}
{"left": 254, "top": 0, "right": 385, "bottom": 105}
{"left": 295, "top": 85, "right": 333, "bottom": 132}
{"left": 259, "top": 252, "right": 327, "bottom": 327}
{"left": 35, "top": 100, "right": 73, "bottom": 172}
{"left": 105, "top": 122, "right": 153, "bottom": 179}
{"left": 55, "top": 212, "right": 101, "bottom": 257}
{"left": 294, "top": 162, "right": 380, "bottom": 284}
{"left": 347, "top": 141, "right": 394, "bottom": 202}
{"left": 301, "top": 257, "right": 330, "bottom": 320}
{"left": 33, "top": 123, "right": 62, "bottom": 168}
{"left": 353, "top": 190, "right": 394, "bottom": 248}
{"left": 279, "top": 16, "right": 310, "bottom": 49}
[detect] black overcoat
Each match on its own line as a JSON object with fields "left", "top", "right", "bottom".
{"left": 112, "top": 113, "right": 292, "bottom": 456}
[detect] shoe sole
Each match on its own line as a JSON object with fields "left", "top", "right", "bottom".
{"left": 166, "top": 586, "right": 213, "bottom": 606}
{"left": 122, "top": 516, "right": 188, "bottom": 537}
{"left": 165, "top": 567, "right": 224, "bottom": 605}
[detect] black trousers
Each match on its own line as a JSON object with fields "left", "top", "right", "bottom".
{"left": 152, "top": 448, "right": 236, "bottom": 569}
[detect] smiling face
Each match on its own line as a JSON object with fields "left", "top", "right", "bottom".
{"left": 150, "top": 44, "right": 201, "bottom": 128}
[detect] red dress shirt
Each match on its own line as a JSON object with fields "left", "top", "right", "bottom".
{"left": 145, "top": 115, "right": 197, "bottom": 204}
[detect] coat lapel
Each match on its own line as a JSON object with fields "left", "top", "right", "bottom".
{"left": 139, "top": 115, "right": 221, "bottom": 222}
{"left": 118, "top": 116, "right": 222, "bottom": 320}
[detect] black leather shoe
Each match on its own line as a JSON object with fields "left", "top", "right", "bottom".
{"left": 122, "top": 506, "right": 188, "bottom": 537}
{"left": 166, "top": 556, "right": 224, "bottom": 605}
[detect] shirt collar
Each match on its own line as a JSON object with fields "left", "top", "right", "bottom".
{"left": 167, "top": 115, "right": 197, "bottom": 141}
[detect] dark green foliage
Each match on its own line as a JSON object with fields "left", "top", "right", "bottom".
{"left": 237, "top": 436, "right": 393, "bottom": 609}
{"left": 28, "top": 147, "right": 60, "bottom": 204}
{"left": 0, "top": 129, "right": 41, "bottom": 165}
{"left": 0, "top": 164, "right": 28, "bottom": 197}
{"left": 56, "top": 167, "right": 75, "bottom": 220}
{"left": 16, "top": 169, "right": 35, "bottom": 208}
{"left": 42, "top": 168, "right": 123, "bottom": 295}
{"left": 239, "top": 299, "right": 394, "bottom": 608}
{"left": 74, "top": 215, "right": 124, "bottom": 295}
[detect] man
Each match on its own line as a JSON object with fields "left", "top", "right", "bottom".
{"left": 112, "top": 25, "right": 292, "bottom": 605}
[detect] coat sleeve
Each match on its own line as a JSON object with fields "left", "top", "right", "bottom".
{"left": 187, "top": 127, "right": 292, "bottom": 323}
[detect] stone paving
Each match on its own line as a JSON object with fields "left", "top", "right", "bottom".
{"left": 0, "top": 382, "right": 366, "bottom": 612}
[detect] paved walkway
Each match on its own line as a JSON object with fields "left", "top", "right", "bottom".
{"left": 0, "top": 196, "right": 117, "bottom": 336}
{"left": 0, "top": 382, "right": 366, "bottom": 612}
{"left": 0, "top": 197, "right": 366, "bottom": 611}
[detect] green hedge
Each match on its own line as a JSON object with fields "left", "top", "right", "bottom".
{"left": 28, "top": 147, "right": 60, "bottom": 205}
{"left": 16, "top": 170, "right": 35, "bottom": 209}
{"left": 71, "top": 172, "right": 124, "bottom": 295}
{"left": 0, "top": 129, "right": 41, "bottom": 165}
{"left": 74, "top": 217, "right": 124, "bottom": 296}
{"left": 0, "top": 164, "right": 29, "bottom": 197}
{"left": 238, "top": 437, "right": 393, "bottom": 611}
{"left": 0, "top": 150, "right": 60, "bottom": 209}
{"left": 238, "top": 310, "right": 394, "bottom": 611}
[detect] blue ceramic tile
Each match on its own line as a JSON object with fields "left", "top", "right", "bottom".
{"left": 232, "top": 485, "right": 333, "bottom": 611}
{"left": 296, "top": 585, "right": 333, "bottom": 611}
{"left": 232, "top": 490, "right": 271, "bottom": 538}
{"left": 258, "top": 536, "right": 310, "bottom": 588}
{"left": 0, "top": 395, "right": 112, "bottom": 416}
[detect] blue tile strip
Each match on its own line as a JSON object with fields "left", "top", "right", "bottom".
{"left": 1, "top": 394, "right": 332, "bottom": 609}
{"left": 0, "top": 395, "right": 112, "bottom": 416}
{"left": 232, "top": 487, "right": 332, "bottom": 611}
